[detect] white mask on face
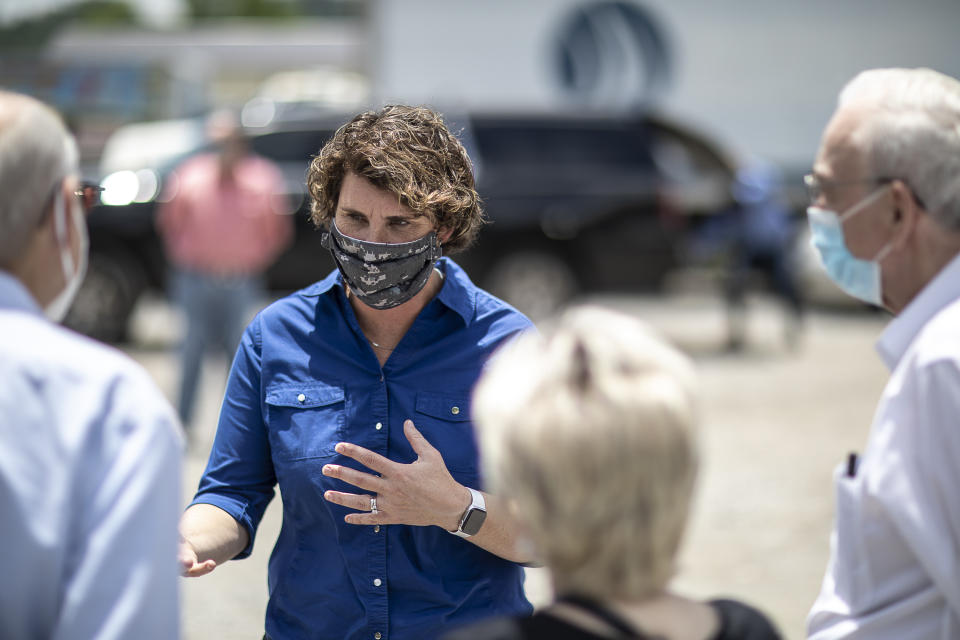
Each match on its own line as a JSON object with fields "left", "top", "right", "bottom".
{"left": 44, "top": 186, "right": 89, "bottom": 323}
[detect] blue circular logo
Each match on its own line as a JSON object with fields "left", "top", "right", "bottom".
{"left": 554, "top": 1, "right": 672, "bottom": 109}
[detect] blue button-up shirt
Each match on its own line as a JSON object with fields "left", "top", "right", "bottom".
{"left": 191, "top": 258, "right": 534, "bottom": 640}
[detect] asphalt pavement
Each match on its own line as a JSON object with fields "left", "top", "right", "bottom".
{"left": 123, "top": 286, "right": 889, "bottom": 640}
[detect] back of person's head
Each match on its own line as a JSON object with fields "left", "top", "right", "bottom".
{"left": 0, "top": 91, "right": 78, "bottom": 268}
{"left": 307, "top": 104, "right": 484, "bottom": 253}
{"left": 838, "top": 67, "right": 960, "bottom": 230}
{"left": 473, "top": 306, "right": 699, "bottom": 601}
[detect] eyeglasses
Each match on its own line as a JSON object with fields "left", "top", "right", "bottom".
{"left": 803, "top": 173, "right": 928, "bottom": 210}
{"left": 802, "top": 173, "right": 892, "bottom": 205}
{"left": 75, "top": 181, "right": 105, "bottom": 213}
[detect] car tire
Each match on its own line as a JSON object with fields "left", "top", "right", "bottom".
{"left": 64, "top": 251, "right": 145, "bottom": 343}
{"left": 484, "top": 250, "right": 578, "bottom": 321}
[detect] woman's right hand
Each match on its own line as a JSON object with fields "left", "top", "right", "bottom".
{"left": 178, "top": 503, "right": 249, "bottom": 577}
{"left": 178, "top": 536, "right": 217, "bottom": 577}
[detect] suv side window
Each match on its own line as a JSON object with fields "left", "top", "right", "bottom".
{"left": 249, "top": 129, "right": 335, "bottom": 164}
{"left": 471, "top": 119, "right": 656, "bottom": 169}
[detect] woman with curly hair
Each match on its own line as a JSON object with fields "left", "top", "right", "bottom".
{"left": 178, "top": 105, "right": 535, "bottom": 640}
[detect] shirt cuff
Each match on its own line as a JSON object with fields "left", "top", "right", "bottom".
{"left": 187, "top": 495, "right": 257, "bottom": 560}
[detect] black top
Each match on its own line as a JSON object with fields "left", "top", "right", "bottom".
{"left": 441, "top": 598, "right": 782, "bottom": 640}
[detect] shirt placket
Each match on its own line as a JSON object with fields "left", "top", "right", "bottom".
{"left": 367, "top": 372, "right": 390, "bottom": 639}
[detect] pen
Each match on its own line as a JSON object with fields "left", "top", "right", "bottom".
{"left": 846, "top": 452, "right": 858, "bottom": 478}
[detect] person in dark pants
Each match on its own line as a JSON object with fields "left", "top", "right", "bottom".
{"left": 722, "top": 161, "right": 805, "bottom": 352}
{"left": 157, "top": 110, "right": 292, "bottom": 429}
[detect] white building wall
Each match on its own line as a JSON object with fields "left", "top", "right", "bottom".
{"left": 372, "top": 0, "right": 960, "bottom": 170}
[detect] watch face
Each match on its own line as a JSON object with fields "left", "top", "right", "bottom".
{"left": 461, "top": 507, "right": 487, "bottom": 536}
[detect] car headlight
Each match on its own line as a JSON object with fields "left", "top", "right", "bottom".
{"left": 100, "top": 169, "right": 160, "bottom": 206}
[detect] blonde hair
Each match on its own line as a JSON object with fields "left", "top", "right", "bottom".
{"left": 473, "top": 305, "right": 699, "bottom": 600}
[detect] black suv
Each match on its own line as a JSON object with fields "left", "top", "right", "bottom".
{"left": 71, "top": 109, "right": 734, "bottom": 341}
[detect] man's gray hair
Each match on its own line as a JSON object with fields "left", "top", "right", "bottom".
{"left": 839, "top": 67, "right": 960, "bottom": 230}
{"left": 0, "top": 91, "right": 78, "bottom": 267}
{"left": 473, "top": 305, "right": 699, "bottom": 600}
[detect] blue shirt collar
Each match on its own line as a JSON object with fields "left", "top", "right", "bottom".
{"left": 304, "top": 257, "right": 476, "bottom": 326}
{"left": 0, "top": 270, "right": 42, "bottom": 315}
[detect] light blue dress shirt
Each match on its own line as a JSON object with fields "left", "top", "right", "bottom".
{"left": 191, "top": 258, "right": 535, "bottom": 640}
{"left": 0, "top": 270, "right": 183, "bottom": 640}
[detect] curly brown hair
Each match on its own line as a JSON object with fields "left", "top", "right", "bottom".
{"left": 306, "top": 105, "right": 485, "bottom": 254}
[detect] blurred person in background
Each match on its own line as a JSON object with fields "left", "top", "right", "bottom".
{"left": 0, "top": 90, "right": 182, "bottom": 639}
{"left": 805, "top": 68, "right": 960, "bottom": 638}
{"left": 157, "top": 109, "right": 292, "bottom": 431}
{"left": 178, "top": 105, "right": 535, "bottom": 639}
{"left": 687, "top": 159, "right": 804, "bottom": 352}
{"left": 723, "top": 161, "right": 805, "bottom": 352}
{"left": 445, "top": 305, "right": 781, "bottom": 640}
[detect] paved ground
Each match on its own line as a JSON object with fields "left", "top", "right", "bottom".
{"left": 124, "top": 287, "right": 889, "bottom": 640}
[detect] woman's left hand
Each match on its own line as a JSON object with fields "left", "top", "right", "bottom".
{"left": 321, "top": 419, "right": 470, "bottom": 531}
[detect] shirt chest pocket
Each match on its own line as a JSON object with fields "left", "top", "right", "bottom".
{"left": 265, "top": 381, "right": 345, "bottom": 461}
{"left": 832, "top": 469, "right": 878, "bottom": 612}
{"left": 414, "top": 392, "right": 478, "bottom": 477}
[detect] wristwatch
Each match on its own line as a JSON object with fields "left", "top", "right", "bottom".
{"left": 451, "top": 487, "right": 487, "bottom": 538}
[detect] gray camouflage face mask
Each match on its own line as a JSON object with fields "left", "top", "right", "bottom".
{"left": 321, "top": 221, "right": 443, "bottom": 309}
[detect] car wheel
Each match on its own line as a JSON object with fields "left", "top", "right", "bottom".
{"left": 64, "top": 252, "right": 145, "bottom": 343}
{"left": 484, "top": 250, "right": 578, "bottom": 321}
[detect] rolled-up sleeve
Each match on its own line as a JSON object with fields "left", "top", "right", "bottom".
{"left": 190, "top": 314, "right": 277, "bottom": 558}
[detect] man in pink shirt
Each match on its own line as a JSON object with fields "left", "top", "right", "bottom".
{"left": 157, "top": 110, "right": 292, "bottom": 430}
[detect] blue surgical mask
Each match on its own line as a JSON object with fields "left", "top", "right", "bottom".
{"left": 807, "top": 186, "right": 892, "bottom": 306}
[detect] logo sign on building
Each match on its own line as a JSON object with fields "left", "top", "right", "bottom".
{"left": 554, "top": 1, "right": 672, "bottom": 110}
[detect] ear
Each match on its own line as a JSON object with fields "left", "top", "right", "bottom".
{"left": 40, "top": 180, "right": 68, "bottom": 246}
{"left": 436, "top": 226, "right": 453, "bottom": 244}
{"left": 27, "top": 196, "right": 58, "bottom": 259}
{"left": 888, "top": 179, "right": 921, "bottom": 249}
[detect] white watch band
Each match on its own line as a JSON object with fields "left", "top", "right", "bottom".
{"left": 451, "top": 487, "right": 486, "bottom": 538}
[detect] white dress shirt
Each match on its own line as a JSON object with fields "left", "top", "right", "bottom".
{"left": 0, "top": 271, "right": 184, "bottom": 640}
{"left": 808, "top": 252, "right": 960, "bottom": 639}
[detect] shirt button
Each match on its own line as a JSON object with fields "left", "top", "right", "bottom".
{"left": 375, "top": 422, "right": 382, "bottom": 430}
{"left": 374, "top": 633, "right": 382, "bottom": 640}
{"left": 374, "top": 525, "right": 380, "bottom": 533}
{"left": 373, "top": 578, "right": 382, "bottom": 587}
{"left": 297, "top": 393, "right": 306, "bottom": 403}
{"left": 451, "top": 406, "right": 460, "bottom": 415}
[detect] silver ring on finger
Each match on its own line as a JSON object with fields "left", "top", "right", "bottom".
{"left": 370, "top": 496, "right": 378, "bottom": 514}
